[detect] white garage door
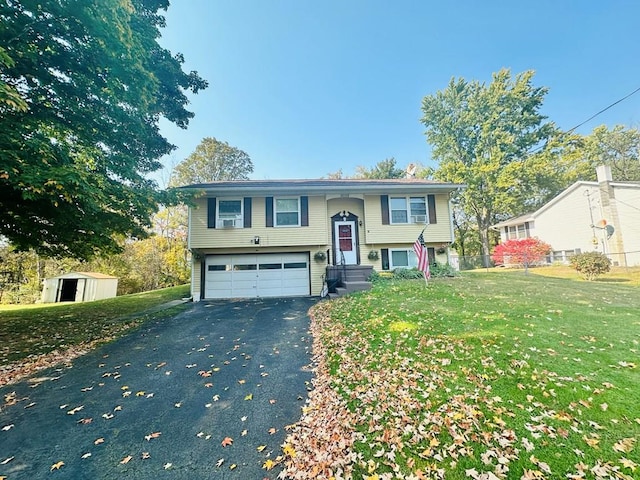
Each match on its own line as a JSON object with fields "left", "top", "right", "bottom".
{"left": 204, "top": 253, "right": 310, "bottom": 299}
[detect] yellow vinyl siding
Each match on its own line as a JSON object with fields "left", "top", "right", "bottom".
{"left": 191, "top": 258, "right": 201, "bottom": 299}
{"left": 362, "top": 194, "right": 453, "bottom": 244}
{"left": 189, "top": 196, "right": 328, "bottom": 249}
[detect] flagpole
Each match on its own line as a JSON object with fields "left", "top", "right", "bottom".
{"left": 421, "top": 224, "right": 428, "bottom": 286}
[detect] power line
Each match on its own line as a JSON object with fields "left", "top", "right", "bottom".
{"left": 566, "top": 85, "right": 640, "bottom": 133}
{"left": 525, "top": 85, "right": 640, "bottom": 157}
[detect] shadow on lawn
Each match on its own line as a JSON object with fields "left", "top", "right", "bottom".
{"left": 594, "top": 277, "right": 631, "bottom": 283}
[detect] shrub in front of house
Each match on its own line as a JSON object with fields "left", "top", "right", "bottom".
{"left": 370, "top": 265, "right": 458, "bottom": 283}
{"left": 491, "top": 238, "right": 551, "bottom": 267}
{"left": 393, "top": 268, "right": 425, "bottom": 279}
{"left": 429, "top": 262, "right": 459, "bottom": 277}
{"left": 569, "top": 251, "right": 611, "bottom": 281}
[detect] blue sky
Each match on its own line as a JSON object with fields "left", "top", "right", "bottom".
{"left": 156, "top": 1, "right": 640, "bottom": 184}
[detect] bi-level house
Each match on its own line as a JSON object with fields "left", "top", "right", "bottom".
{"left": 184, "top": 178, "right": 462, "bottom": 300}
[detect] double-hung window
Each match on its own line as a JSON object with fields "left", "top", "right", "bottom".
{"left": 506, "top": 224, "right": 529, "bottom": 239}
{"left": 389, "top": 196, "right": 427, "bottom": 224}
{"left": 217, "top": 199, "right": 243, "bottom": 228}
{"left": 275, "top": 198, "right": 300, "bottom": 226}
{"left": 390, "top": 249, "right": 418, "bottom": 269}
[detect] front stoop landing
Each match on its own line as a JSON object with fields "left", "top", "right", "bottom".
{"left": 325, "top": 265, "right": 373, "bottom": 299}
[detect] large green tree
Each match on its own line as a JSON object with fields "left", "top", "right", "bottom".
{"left": 583, "top": 125, "right": 640, "bottom": 181}
{"left": 354, "top": 158, "right": 405, "bottom": 179}
{"left": 169, "top": 137, "right": 253, "bottom": 186}
{"left": 0, "top": 0, "right": 207, "bottom": 259}
{"left": 421, "top": 69, "right": 557, "bottom": 265}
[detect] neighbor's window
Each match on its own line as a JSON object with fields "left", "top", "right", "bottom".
{"left": 389, "top": 196, "right": 427, "bottom": 224}
{"left": 389, "top": 249, "right": 418, "bottom": 269}
{"left": 217, "top": 199, "right": 243, "bottom": 228}
{"left": 517, "top": 224, "right": 527, "bottom": 238}
{"left": 506, "top": 224, "right": 528, "bottom": 240}
{"left": 275, "top": 197, "right": 300, "bottom": 226}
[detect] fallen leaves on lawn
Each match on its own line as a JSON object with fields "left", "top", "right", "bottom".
{"left": 281, "top": 289, "right": 640, "bottom": 480}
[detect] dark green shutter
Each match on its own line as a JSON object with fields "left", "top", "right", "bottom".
{"left": 301, "top": 196, "right": 309, "bottom": 226}
{"left": 381, "top": 195, "right": 390, "bottom": 225}
{"left": 427, "top": 195, "right": 437, "bottom": 224}
{"left": 265, "top": 197, "right": 274, "bottom": 227}
{"left": 243, "top": 198, "right": 252, "bottom": 228}
{"left": 427, "top": 247, "right": 435, "bottom": 265}
{"left": 381, "top": 248, "right": 389, "bottom": 270}
{"left": 207, "top": 198, "right": 216, "bottom": 228}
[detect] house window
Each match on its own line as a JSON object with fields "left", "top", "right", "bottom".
{"left": 217, "top": 199, "right": 243, "bottom": 228}
{"left": 389, "top": 196, "right": 428, "bottom": 224}
{"left": 517, "top": 224, "right": 526, "bottom": 238}
{"left": 506, "top": 224, "right": 529, "bottom": 240}
{"left": 275, "top": 198, "right": 300, "bottom": 226}
{"left": 389, "top": 249, "right": 418, "bottom": 269}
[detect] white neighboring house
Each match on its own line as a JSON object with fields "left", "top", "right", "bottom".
{"left": 492, "top": 165, "right": 640, "bottom": 267}
{"left": 41, "top": 272, "right": 118, "bottom": 303}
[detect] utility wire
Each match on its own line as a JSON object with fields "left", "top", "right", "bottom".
{"left": 525, "top": 85, "right": 640, "bottom": 157}
{"left": 566, "top": 85, "right": 640, "bottom": 133}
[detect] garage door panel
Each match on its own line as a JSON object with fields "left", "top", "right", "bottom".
{"left": 281, "top": 283, "right": 309, "bottom": 296}
{"left": 257, "top": 270, "right": 283, "bottom": 282}
{"left": 205, "top": 253, "right": 308, "bottom": 299}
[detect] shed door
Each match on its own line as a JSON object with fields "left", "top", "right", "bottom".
{"left": 58, "top": 279, "right": 78, "bottom": 302}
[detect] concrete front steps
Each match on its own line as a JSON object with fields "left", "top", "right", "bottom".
{"left": 325, "top": 265, "right": 373, "bottom": 299}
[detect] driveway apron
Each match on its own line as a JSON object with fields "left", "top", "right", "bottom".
{"left": 0, "top": 297, "right": 316, "bottom": 479}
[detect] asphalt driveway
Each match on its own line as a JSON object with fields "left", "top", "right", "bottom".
{"left": 0, "top": 297, "right": 317, "bottom": 479}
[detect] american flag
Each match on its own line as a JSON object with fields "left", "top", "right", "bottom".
{"left": 413, "top": 232, "right": 431, "bottom": 279}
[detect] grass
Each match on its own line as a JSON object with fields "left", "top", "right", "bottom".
{"left": 288, "top": 271, "right": 640, "bottom": 479}
{"left": 503, "top": 264, "right": 640, "bottom": 286}
{"left": 0, "top": 284, "right": 190, "bottom": 368}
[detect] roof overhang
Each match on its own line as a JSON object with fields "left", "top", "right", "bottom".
{"left": 179, "top": 179, "right": 465, "bottom": 196}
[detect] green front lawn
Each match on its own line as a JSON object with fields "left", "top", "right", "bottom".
{"left": 0, "top": 285, "right": 190, "bottom": 370}
{"left": 284, "top": 272, "right": 639, "bottom": 479}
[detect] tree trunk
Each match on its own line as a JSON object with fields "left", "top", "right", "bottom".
{"left": 477, "top": 215, "right": 492, "bottom": 268}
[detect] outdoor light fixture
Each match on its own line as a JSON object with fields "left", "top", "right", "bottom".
{"left": 253, "top": 236, "right": 260, "bottom": 245}
{"left": 341, "top": 210, "right": 348, "bottom": 221}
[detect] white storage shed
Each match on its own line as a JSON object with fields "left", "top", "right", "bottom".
{"left": 41, "top": 272, "right": 119, "bottom": 303}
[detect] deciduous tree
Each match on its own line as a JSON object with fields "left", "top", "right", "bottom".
{"left": 354, "top": 158, "right": 405, "bottom": 179}
{"left": 0, "top": 0, "right": 207, "bottom": 259}
{"left": 583, "top": 125, "right": 640, "bottom": 181}
{"left": 421, "top": 69, "right": 557, "bottom": 266}
{"left": 169, "top": 137, "right": 253, "bottom": 186}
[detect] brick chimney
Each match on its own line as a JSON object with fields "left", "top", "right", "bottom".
{"left": 596, "top": 165, "right": 625, "bottom": 266}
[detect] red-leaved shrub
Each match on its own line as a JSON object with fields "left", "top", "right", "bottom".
{"left": 491, "top": 238, "right": 552, "bottom": 267}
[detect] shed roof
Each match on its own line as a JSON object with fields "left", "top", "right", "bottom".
{"left": 46, "top": 272, "right": 118, "bottom": 280}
